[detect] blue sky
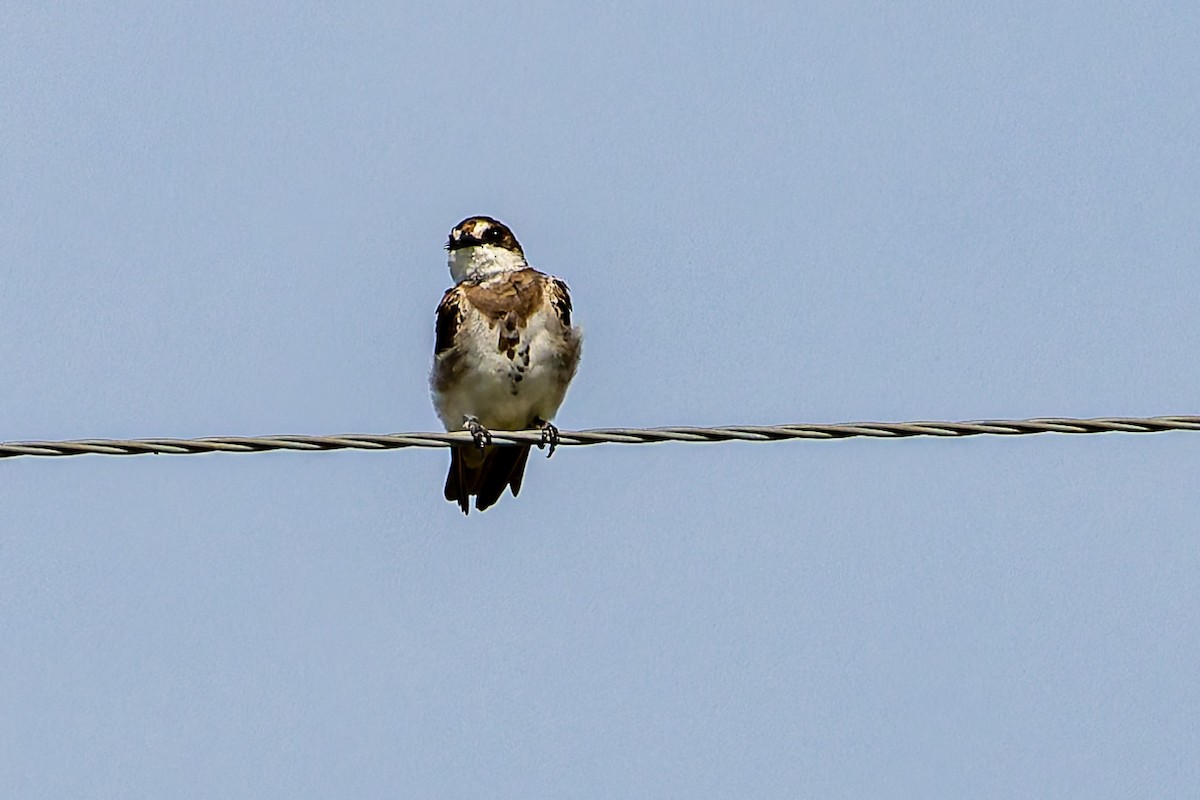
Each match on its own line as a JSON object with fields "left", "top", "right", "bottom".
{"left": 3, "top": 3, "right": 1199, "bottom": 797}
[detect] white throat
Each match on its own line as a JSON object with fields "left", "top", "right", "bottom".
{"left": 448, "top": 244, "right": 527, "bottom": 283}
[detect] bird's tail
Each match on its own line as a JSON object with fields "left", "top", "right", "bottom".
{"left": 444, "top": 444, "right": 531, "bottom": 515}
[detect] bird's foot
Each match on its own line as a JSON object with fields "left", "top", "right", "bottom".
{"left": 535, "top": 418, "right": 560, "bottom": 458}
{"left": 464, "top": 416, "right": 492, "bottom": 449}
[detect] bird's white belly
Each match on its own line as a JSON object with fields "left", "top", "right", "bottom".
{"left": 435, "top": 326, "right": 568, "bottom": 431}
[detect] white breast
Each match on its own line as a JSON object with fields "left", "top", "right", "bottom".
{"left": 433, "top": 304, "right": 579, "bottom": 432}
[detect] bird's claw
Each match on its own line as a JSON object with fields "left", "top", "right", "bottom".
{"left": 465, "top": 417, "right": 492, "bottom": 449}
{"left": 536, "top": 419, "right": 560, "bottom": 458}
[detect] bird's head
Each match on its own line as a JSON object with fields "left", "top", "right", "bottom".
{"left": 446, "top": 216, "right": 526, "bottom": 282}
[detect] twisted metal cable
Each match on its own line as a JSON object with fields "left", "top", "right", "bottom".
{"left": 1, "top": 415, "right": 1197, "bottom": 460}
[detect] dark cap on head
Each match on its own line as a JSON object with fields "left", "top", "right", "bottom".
{"left": 446, "top": 216, "right": 523, "bottom": 256}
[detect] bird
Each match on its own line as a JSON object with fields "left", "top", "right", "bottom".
{"left": 430, "top": 216, "right": 582, "bottom": 514}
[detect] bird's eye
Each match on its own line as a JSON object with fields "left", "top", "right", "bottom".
{"left": 485, "top": 227, "right": 504, "bottom": 242}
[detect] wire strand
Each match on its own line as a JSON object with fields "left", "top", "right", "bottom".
{"left": 1, "top": 415, "right": 1197, "bottom": 460}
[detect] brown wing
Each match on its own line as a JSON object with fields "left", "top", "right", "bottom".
{"left": 434, "top": 286, "right": 463, "bottom": 356}
{"left": 547, "top": 277, "right": 573, "bottom": 328}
